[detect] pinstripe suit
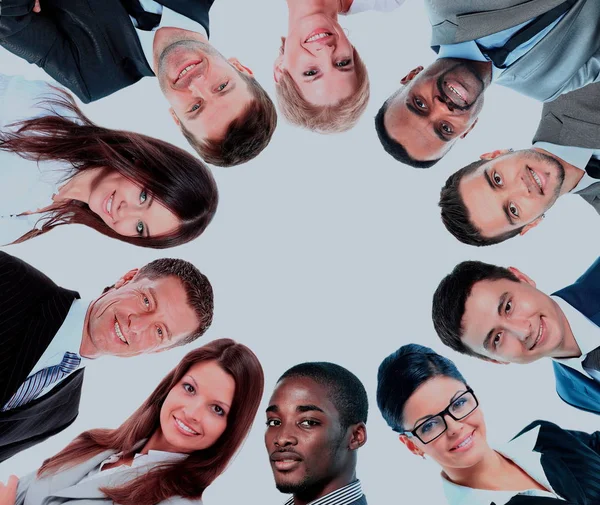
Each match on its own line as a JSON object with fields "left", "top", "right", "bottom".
{"left": 0, "top": 251, "right": 82, "bottom": 463}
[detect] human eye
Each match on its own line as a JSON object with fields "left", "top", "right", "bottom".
{"left": 505, "top": 300, "right": 512, "bottom": 314}
{"left": 299, "top": 419, "right": 320, "bottom": 428}
{"left": 335, "top": 59, "right": 351, "bottom": 68}
{"left": 142, "top": 294, "right": 150, "bottom": 308}
{"left": 212, "top": 405, "right": 225, "bottom": 416}
{"left": 139, "top": 189, "right": 147, "bottom": 204}
{"left": 182, "top": 382, "right": 195, "bottom": 394}
{"left": 303, "top": 69, "right": 318, "bottom": 77}
{"left": 493, "top": 172, "right": 503, "bottom": 186}
{"left": 493, "top": 332, "right": 502, "bottom": 348}
{"left": 509, "top": 202, "right": 519, "bottom": 217}
{"left": 419, "top": 418, "right": 438, "bottom": 434}
{"left": 190, "top": 102, "right": 201, "bottom": 113}
{"left": 414, "top": 97, "right": 426, "bottom": 110}
{"left": 266, "top": 418, "right": 280, "bottom": 427}
{"left": 136, "top": 221, "right": 144, "bottom": 236}
{"left": 440, "top": 122, "right": 454, "bottom": 135}
{"left": 216, "top": 81, "right": 229, "bottom": 92}
{"left": 156, "top": 326, "right": 163, "bottom": 339}
{"left": 452, "top": 397, "right": 468, "bottom": 409}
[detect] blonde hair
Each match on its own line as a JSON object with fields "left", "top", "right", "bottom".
{"left": 275, "top": 39, "right": 370, "bottom": 133}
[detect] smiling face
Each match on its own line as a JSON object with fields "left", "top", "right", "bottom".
{"left": 265, "top": 377, "right": 350, "bottom": 497}
{"left": 275, "top": 15, "right": 357, "bottom": 106}
{"left": 81, "top": 271, "right": 200, "bottom": 358}
{"left": 151, "top": 360, "right": 235, "bottom": 453}
{"left": 383, "top": 60, "right": 490, "bottom": 161}
{"left": 87, "top": 171, "right": 180, "bottom": 239}
{"left": 460, "top": 150, "right": 565, "bottom": 239}
{"left": 154, "top": 29, "right": 255, "bottom": 141}
{"left": 401, "top": 377, "right": 489, "bottom": 471}
{"left": 460, "top": 274, "right": 571, "bottom": 363}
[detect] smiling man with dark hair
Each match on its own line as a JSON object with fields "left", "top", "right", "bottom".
{"left": 265, "top": 362, "right": 368, "bottom": 505}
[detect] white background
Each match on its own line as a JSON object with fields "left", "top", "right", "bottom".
{"left": 0, "top": 1, "right": 598, "bottom": 504}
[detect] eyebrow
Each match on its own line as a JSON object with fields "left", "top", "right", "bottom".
{"left": 405, "top": 102, "right": 450, "bottom": 143}
{"left": 411, "top": 390, "right": 466, "bottom": 428}
{"left": 143, "top": 196, "right": 154, "bottom": 238}
{"left": 266, "top": 405, "right": 278, "bottom": 413}
{"left": 483, "top": 292, "right": 508, "bottom": 350}
{"left": 185, "top": 374, "right": 231, "bottom": 408}
{"left": 149, "top": 287, "right": 172, "bottom": 339}
{"left": 264, "top": 404, "right": 325, "bottom": 414}
{"left": 304, "top": 74, "right": 324, "bottom": 84}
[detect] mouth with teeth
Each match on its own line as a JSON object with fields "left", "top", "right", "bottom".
{"left": 529, "top": 317, "right": 544, "bottom": 351}
{"left": 443, "top": 79, "right": 470, "bottom": 108}
{"left": 174, "top": 59, "right": 204, "bottom": 85}
{"left": 528, "top": 167, "right": 544, "bottom": 194}
{"left": 114, "top": 319, "right": 128, "bottom": 345}
{"left": 304, "top": 30, "right": 333, "bottom": 43}
{"left": 104, "top": 191, "right": 115, "bottom": 220}
{"left": 450, "top": 430, "right": 476, "bottom": 452}
{"left": 174, "top": 416, "right": 200, "bottom": 436}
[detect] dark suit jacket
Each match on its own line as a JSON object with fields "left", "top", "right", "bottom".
{"left": 0, "top": 251, "right": 82, "bottom": 463}
{"left": 0, "top": 0, "right": 214, "bottom": 103}
{"left": 502, "top": 420, "right": 600, "bottom": 505}
{"left": 551, "top": 257, "right": 600, "bottom": 415}
{"left": 532, "top": 82, "right": 600, "bottom": 214}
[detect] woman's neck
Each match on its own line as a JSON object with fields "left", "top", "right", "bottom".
{"left": 55, "top": 167, "right": 104, "bottom": 204}
{"left": 287, "top": 0, "right": 342, "bottom": 22}
{"left": 442, "top": 449, "right": 509, "bottom": 490}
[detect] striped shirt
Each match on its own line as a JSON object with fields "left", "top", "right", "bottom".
{"left": 284, "top": 480, "right": 363, "bottom": 505}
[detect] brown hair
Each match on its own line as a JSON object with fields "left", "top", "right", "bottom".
{"left": 1, "top": 87, "right": 218, "bottom": 249}
{"left": 182, "top": 73, "right": 277, "bottom": 167}
{"left": 38, "top": 338, "right": 264, "bottom": 505}
{"left": 275, "top": 40, "right": 370, "bottom": 133}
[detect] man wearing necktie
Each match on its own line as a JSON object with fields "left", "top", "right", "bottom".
{"left": 432, "top": 258, "right": 600, "bottom": 416}
{"left": 0, "top": 0, "right": 277, "bottom": 167}
{"left": 0, "top": 251, "right": 214, "bottom": 463}
{"left": 439, "top": 81, "right": 600, "bottom": 247}
{"left": 374, "top": 0, "right": 600, "bottom": 168}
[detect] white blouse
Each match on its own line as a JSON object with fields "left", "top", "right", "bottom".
{"left": 345, "top": 0, "right": 406, "bottom": 15}
{"left": 0, "top": 74, "right": 77, "bottom": 246}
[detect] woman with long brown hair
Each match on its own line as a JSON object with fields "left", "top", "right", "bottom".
{"left": 0, "top": 74, "right": 218, "bottom": 248}
{"left": 0, "top": 338, "right": 264, "bottom": 505}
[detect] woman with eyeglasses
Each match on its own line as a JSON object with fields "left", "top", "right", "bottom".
{"left": 375, "top": 344, "right": 600, "bottom": 505}
{"left": 0, "top": 73, "right": 218, "bottom": 248}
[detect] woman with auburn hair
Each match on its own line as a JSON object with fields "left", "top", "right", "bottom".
{"left": 0, "top": 74, "right": 218, "bottom": 248}
{"left": 376, "top": 344, "right": 600, "bottom": 505}
{"left": 0, "top": 338, "right": 264, "bottom": 505}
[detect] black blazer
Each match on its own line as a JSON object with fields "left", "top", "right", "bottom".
{"left": 502, "top": 420, "right": 600, "bottom": 505}
{"left": 0, "top": 252, "right": 82, "bottom": 463}
{"left": 0, "top": 0, "right": 214, "bottom": 103}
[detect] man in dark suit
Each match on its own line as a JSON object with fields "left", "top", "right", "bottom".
{"left": 0, "top": 0, "right": 277, "bottom": 167}
{"left": 265, "top": 362, "right": 368, "bottom": 505}
{"left": 439, "top": 82, "right": 600, "bottom": 247}
{"left": 432, "top": 258, "right": 600, "bottom": 415}
{"left": 374, "top": 0, "right": 600, "bottom": 168}
{"left": 0, "top": 251, "right": 214, "bottom": 463}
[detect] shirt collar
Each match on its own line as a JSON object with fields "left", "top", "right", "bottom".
{"left": 437, "top": 42, "right": 488, "bottom": 63}
{"left": 551, "top": 295, "right": 600, "bottom": 374}
{"left": 284, "top": 480, "right": 363, "bottom": 505}
{"left": 99, "top": 444, "right": 187, "bottom": 471}
{"left": 53, "top": 299, "right": 90, "bottom": 363}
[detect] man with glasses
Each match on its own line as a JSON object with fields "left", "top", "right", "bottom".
{"left": 374, "top": 0, "right": 600, "bottom": 168}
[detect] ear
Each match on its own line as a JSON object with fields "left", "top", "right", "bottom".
{"left": 480, "top": 149, "right": 511, "bottom": 161}
{"left": 348, "top": 422, "right": 367, "bottom": 450}
{"left": 400, "top": 66, "right": 424, "bottom": 85}
{"left": 460, "top": 118, "right": 479, "bottom": 139}
{"left": 518, "top": 216, "right": 544, "bottom": 236}
{"left": 169, "top": 108, "right": 180, "bottom": 127}
{"left": 229, "top": 57, "right": 254, "bottom": 78}
{"left": 273, "top": 53, "right": 285, "bottom": 83}
{"left": 507, "top": 266, "right": 536, "bottom": 287}
{"left": 399, "top": 434, "right": 424, "bottom": 458}
{"left": 114, "top": 268, "right": 139, "bottom": 289}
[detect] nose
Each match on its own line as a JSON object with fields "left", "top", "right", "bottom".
{"left": 187, "top": 77, "right": 206, "bottom": 95}
{"left": 508, "top": 318, "right": 532, "bottom": 341}
{"left": 314, "top": 41, "right": 335, "bottom": 54}
{"left": 184, "top": 401, "right": 205, "bottom": 424}
{"left": 273, "top": 424, "right": 298, "bottom": 448}
{"left": 443, "top": 415, "right": 463, "bottom": 437}
{"left": 127, "top": 313, "right": 149, "bottom": 336}
{"left": 115, "top": 197, "right": 143, "bottom": 221}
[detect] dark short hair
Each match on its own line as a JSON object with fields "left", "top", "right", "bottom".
{"left": 136, "top": 258, "right": 214, "bottom": 344}
{"left": 439, "top": 159, "right": 525, "bottom": 246}
{"left": 182, "top": 73, "right": 277, "bottom": 167}
{"left": 376, "top": 344, "right": 466, "bottom": 432}
{"left": 374, "top": 99, "right": 440, "bottom": 169}
{"left": 432, "top": 261, "right": 519, "bottom": 359}
{"left": 279, "top": 362, "right": 368, "bottom": 430}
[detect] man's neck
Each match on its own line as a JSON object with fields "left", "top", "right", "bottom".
{"left": 287, "top": 0, "right": 340, "bottom": 23}
{"left": 550, "top": 300, "right": 583, "bottom": 359}
{"left": 533, "top": 148, "right": 586, "bottom": 195}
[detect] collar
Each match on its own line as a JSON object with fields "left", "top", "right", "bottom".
{"left": 437, "top": 43, "right": 488, "bottom": 63}
{"left": 442, "top": 426, "right": 559, "bottom": 505}
{"left": 551, "top": 295, "right": 600, "bottom": 377}
{"left": 99, "top": 447, "right": 187, "bottom": 471}
{"left": 55, "top": 299, "right": 91, "bottom": 364}
{"left": 284, "top": 480, "right": 363, "bottom": 505}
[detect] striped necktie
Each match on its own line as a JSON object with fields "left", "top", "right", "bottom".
{"left": 582, "top": 347, "right": 600, "bottom": 382}
{"left": 2, "top": 352, "right": 81, "bottom": 411}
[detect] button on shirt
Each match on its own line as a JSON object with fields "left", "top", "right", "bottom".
{"left": 442, "top": 426, "right": 564, "bottom": 505}
{"left": 131, "top": 1, "right": 209, "bottom": 69}
{"left": 283, "top": 480, "right": 364, "bottom": 505}
{"left": 551, "top": 296, "right": 600, "bottom": 381}
{"left": 437, "top": 14, "right": 564, "bottom": 81}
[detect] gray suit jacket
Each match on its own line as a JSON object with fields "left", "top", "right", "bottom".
{"left": 532, "top": 82, "right": 600, "bottom": 214}
{"left": 424, "top": 0, "right": 600, "bottom": 102}
{"left": 16, "top": 449, "right": 202, "bottom": 505}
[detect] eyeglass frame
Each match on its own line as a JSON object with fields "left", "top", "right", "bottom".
{"left": 400, "top": 387, "right": 479, "bottom": 445}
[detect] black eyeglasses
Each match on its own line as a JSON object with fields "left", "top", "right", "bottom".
{"left": 402, "top": 388, "right": 479, "bottom": 444}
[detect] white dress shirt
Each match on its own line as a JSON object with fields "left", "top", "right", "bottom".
{"left": 283, "top": 480, "right": 363, "bottom": 505}
{"left": 0, "top": 74, "right": 77, "bottom": 246}
{"left": 345, "top": 0, "right": 406, "bottom": 15}
{"left": 551, "top": 296, "right": 600, "bottom": 381}
{"left": 533, "top": 141, "right": 600, "bottom": 194}
{"left": 442, "top": 426, "right": 563, "bottom": 505}
{"left": 131, "top": 2, "right": 208, "bottom": 70}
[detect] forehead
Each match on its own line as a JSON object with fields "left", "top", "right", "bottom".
{"left": 385, "top": 93, "right": 452, "bottom": 161}
{"left": 402, "top": 377, "right": 467, "bottom": 426}
{"left": 185, "top": 360, "right": 235, "bottom": 402}
{"left": 269, "top": 377, "right": 338, "bottom": 418}
{"left": 296, "top": 71, "right": 358, "bottom": 107}
{"left": 182, "top": 75, "right": 253, "bottom": 140}
{"left": 460, "top": 161, "right": 514, "bottom": 237}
